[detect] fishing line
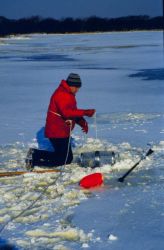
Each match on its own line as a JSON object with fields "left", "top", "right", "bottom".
{"left": 0, "top": 116, "right": 99, "bottom": 234}
{"left": 80, "top": 113, "right": 97, "bottom": 148}
{"left": 94, "top": 111, "right": 98, "bottom": 140}
{"left": 81, "top": 133, "right": 87, "bottom": 150}
{"left": 0, "top": 125, "right": 73, "bottom": 234}
{"left": 63, "top": 121, "right": 72, "bottom": 167}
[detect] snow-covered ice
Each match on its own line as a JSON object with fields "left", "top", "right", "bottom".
{"left": 0, "top": 31, "right": 164, "bottom": 249}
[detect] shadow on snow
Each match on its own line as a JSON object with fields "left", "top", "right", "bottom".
{"left": 129, "top": 68, "right": 164, "bottom": 81}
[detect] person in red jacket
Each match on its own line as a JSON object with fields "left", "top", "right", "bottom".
{"left": 26, "top": 73, "right": 95, "bottom": 169}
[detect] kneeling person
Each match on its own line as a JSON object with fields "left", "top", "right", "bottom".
{"left": 26, "top": 73, "right": 95, "bottom": 169}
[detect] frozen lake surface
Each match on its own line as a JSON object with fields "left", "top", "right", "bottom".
{"left": 0, "top": 31, "right": 164, "bottom": 249}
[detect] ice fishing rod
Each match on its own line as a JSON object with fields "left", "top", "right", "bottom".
{"left": 118, "top": 148, "right": 154, "bottom": 183}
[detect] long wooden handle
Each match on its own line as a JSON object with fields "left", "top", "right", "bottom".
{"left": 0, "top": 169, "right": 62, "bottom": 178}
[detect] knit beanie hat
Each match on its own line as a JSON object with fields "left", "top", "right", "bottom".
{"left": 66, "top": 73, "right": 82, "bottom": 87}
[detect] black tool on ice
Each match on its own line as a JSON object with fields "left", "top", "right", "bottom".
{"left": 118, "top": 148, "right": 154, "bottom": 183}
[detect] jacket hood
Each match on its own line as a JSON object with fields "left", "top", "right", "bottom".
{"left": 59, "top": 80, "right": 73, "bottom": 94}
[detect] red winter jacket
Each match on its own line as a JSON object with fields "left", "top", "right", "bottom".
{"left": 45, "top": 80, "right": 85, "bottom": 138}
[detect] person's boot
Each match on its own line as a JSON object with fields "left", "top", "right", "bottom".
{"left": 25, "top": 148, "right": 34, "bottom": 171}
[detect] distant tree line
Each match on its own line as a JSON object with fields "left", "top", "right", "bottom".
{"left": 0, "top": 15, "right": 163, "bottom": 36}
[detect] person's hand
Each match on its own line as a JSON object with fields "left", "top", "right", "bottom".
{"left": 65, "top": 120, "right": 72, "bottom": 126}
{"left": 78, "top": 118, "right": 88, "bottom": 133}
{"left": 84, "top": 109, "right": 95, "bottom": 117}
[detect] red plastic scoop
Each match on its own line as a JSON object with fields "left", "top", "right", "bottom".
{"left": 79, "top": 173, "right": 103, "bottom": 189}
